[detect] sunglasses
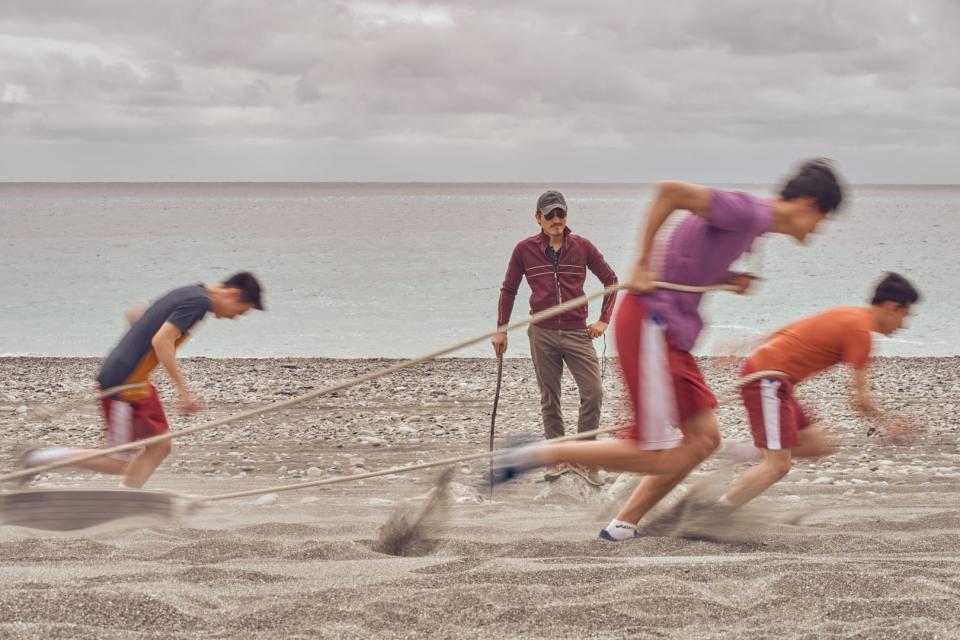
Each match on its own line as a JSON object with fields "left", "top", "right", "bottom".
{"left": 542, "top": 208, "right": 567, "bottom": 221}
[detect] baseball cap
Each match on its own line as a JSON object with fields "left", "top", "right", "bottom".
{"left": 536, "top": 190, "right": 567, "bottom": 215}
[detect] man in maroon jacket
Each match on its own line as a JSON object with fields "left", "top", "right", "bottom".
{"left": 492, "top": 190, "right": 618, "bottom": 485}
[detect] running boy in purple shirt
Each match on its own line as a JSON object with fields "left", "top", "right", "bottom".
{"left": 490, "top": 160, "right": 845, "bottom": 541}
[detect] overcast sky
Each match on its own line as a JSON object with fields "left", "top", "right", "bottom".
{"left": 1, "top": 1, "right": 958, "bottom": 183}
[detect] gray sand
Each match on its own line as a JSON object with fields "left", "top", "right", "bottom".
{"left": 1, "top": 356, "right": 958, "bottom": 639}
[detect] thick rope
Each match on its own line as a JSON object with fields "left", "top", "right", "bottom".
{"left": 0, "top": 281, "right": 737, "bottom": 484}
{"left": 32, "top": 383, "right": 149, "bottom": 420}
{"left": 190, "top": 369, "right": 788, "bottom": 503}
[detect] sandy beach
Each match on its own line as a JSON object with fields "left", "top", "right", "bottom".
{"left": 1, "top": 356, "right": 958, "bottom": 639}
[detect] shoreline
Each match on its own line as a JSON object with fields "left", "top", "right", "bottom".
{"left": 1, "top": 356, "right": 959, "bottom": 637}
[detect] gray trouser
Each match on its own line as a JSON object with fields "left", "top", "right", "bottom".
{"left": 527, "top": 323, "right": 603, "bottom": 440}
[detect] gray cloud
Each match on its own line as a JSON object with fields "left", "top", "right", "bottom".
{"left": 0, "top": 0, "right": 958, "bottom": 181}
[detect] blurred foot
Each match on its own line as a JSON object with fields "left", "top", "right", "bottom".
{"left": 14, "top": 448, "right": 41, "bottom": 487}
{"left": 490, "top": 437, "right": 546, "bottom": 486}
{"left": 598, "top": 519, "right": 644, "bottom": 541}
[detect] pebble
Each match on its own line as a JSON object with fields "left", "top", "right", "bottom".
{"left": 253, "top": 493, "right": 279, "bottom": 506}
{"left": 300, "top": 496, "right": 321, "bottom": 504}
{"left": 811, "top": 477, "right": 834, "bottom": 485}
{"left": 306, "top": 467, "right": 324, "bottom": 477}
{"left": 368, "top": 498, "right": 395, "bottom": 506}
{"left": 359, "top": 436, "right": 388, "bottom": 446}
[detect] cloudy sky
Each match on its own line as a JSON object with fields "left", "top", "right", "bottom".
{"left": 1, "top": 1, "right": 958, "bottom": 182}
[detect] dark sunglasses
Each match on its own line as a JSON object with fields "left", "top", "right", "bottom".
{"left": 542, "top": 208, "right": 567, "bottom": 221}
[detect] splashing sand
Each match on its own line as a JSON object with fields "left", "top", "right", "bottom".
{"left": 643, "top": 469, "right": 817, "bottom": 542}
{"left": 373, "top": 468, "right": 453, "bottom": 557}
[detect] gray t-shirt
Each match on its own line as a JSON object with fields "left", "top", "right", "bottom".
{"left": 97, "top": 284, "right": 212, "bottom": 390}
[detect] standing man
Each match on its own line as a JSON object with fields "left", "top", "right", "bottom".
{"left": 19, "top": 272, "right": 265, "bottom": 488}
{"left": 492, "top": 190, "right": 618, "bottom": 485}
{"left": 716, "top": 273, "right": 920, "bottom": 508}
{"left": 490, "top": 160, "right": 846, "bottom": 541}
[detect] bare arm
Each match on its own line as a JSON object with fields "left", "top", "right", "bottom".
{"left": 638, "top": 182, "right": 712, "bottom": 267}
{"left": 125, "top": 304, "right": 147, "bottom": 326}
{"left": 629, "top": 182, "right": 711, "bottom": 290}
{"left": 151, "top": 321, "right": 198, "bottom": 413}
{"left": 851, "top": 369, "right": 879, "bottom": 419}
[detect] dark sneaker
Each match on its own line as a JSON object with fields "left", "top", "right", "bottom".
{"left": 597, "top": 526, "right": 644, "bottom": 542}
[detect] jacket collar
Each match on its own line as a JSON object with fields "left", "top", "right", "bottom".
{"left": 537, "top": 226, "right": 572, "bottom": 248}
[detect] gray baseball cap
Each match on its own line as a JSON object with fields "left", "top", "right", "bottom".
{"left": 536, "top": 190, "right": 567, "bottom": 215}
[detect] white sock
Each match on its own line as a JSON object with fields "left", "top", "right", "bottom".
{"left": 119, "top": 481, "right": 135, "bottom": 489}
{"left": 717, "top": 495, "right": 733, "bottom": 507}
{"left": 603, "top": 519, "right": 639, "bottom": 540}
{"left": 26, "top": 447, "right": 76, "bottom": 465}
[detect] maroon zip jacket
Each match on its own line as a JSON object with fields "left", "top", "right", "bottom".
{"left": 497, "top": 227, "right": 618, "bottom": 331}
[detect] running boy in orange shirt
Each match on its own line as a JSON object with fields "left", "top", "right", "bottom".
{"left": 717, "top": 272, "right": 920, "bottom": 508}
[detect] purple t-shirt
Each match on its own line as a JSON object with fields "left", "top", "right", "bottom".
{"left": 639, "top": 189, "right": 773, "bottom": 351}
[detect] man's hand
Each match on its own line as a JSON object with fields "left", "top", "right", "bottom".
{"left": 625, "top": 261, "right": 657, "bottom": 293}
{"left": 587, "top": 321, "right": 608, "bottom": 339}
{"left": 491, "top": 332, "right": 508, "bottom": 356}
{"left": 177, "top": 388, "right": 201, "bottom": 415}
{"left": 727, "top": 272, "right": 759, "bottom": 295}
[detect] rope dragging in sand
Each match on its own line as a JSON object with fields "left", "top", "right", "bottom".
{"left": 0, "top": 280, "right": 740, "bottom": 485}
{"left": 0, "top": 366, "right": 786, "bottom": 532}
{"left": 32, "top": 383, "right": 149, "bottom": 420}
{"left": 185, "top": 368, "right": 788, "bottom": 504}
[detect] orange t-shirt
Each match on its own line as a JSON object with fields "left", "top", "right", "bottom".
{"left": 746, "top": 306, "right": 877, "bottom": 383}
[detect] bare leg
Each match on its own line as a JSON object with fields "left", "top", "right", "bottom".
{"left": 613, "top": 410, "right": 722, "bottom": 524}
{"left": 722, "top": 426, "right": 831, "bottom": 507}
{"left": 39, "top": 440, "right": 172, "bottom": 488}
{"left": 122, "top": 441, "right": 172, "bottom": 488}
{"left": 722, "top": 448, "right": 793, "bottom": 507}
{"left": 538, "top": 439, "right": 693, "bottom": 476}
{"left": 57, "top": 450, "right": 128, "bottom": 475}
{"left": 788, "top": 425, "right": 833, "bottom": 458}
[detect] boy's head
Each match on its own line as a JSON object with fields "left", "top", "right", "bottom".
{"left": 780, "top": 158, "right": 845, "bottom": 216}
{"left": 216, "top": 272, "right": 265, "bottom": 319}
{"left": 871, "top": 272, "right": 919, "bottom": 335}
{"left": 777, "top": 159, "right": 846, "bottom": 242}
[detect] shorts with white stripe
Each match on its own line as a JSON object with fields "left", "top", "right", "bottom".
{"left": 741, "top": 376, "right": 811, "bottom": 450}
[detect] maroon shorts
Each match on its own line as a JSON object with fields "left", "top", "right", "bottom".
{"left": 740, "top": 363, "right": 813, "bottom": 450}
{"left": 615, "top": 295, "right": 717, "bottom": 449}
{"left": 99, "top": 384, "right": 170, "bottom": 459}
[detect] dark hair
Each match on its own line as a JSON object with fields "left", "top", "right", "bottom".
{"left": 779, "top": 158, "right": 845, "bottom": 215}
{"left": 222, "top": 271, "right": 265, "bottom": 310}
{"left": 871, "top": 272, "right": 920, "bottom": 307}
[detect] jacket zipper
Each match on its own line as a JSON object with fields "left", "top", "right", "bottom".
{"left": 552, "top": 244, "right": 562, "bottom": 332}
